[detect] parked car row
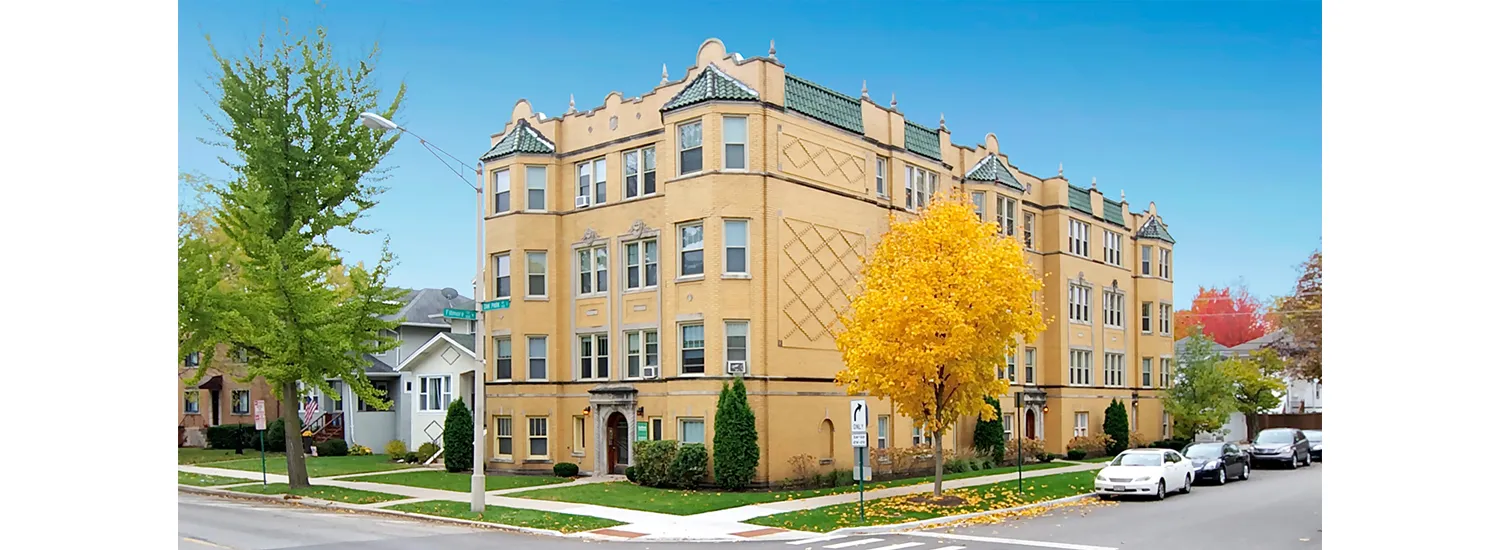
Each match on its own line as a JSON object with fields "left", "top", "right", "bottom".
{"left": 1093, "top": 427, "right": 1319, "bottom": 501}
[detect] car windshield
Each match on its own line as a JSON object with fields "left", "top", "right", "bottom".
{"left": 1112, "top": 453, "right": 1163, "bottom": 467}
{"left": 1184, "top": 444, "right": 1222, "bottom": 459}
{"left": 1304, "top": 430, "right": 1322, "bottom": 442}
{"left": 1255, "top": 430, "right": 1294, "bottom": 444}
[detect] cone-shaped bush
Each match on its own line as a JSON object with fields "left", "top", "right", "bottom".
{"left": 1104, "top": 398, "right": 1131, "bottom": 456}
{"left": 443, "top": 399, "right": 475, "bottom": 472}
{"left": 712, "top": 377, "right": 759, "bottom": 490}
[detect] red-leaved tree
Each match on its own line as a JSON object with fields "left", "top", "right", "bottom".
{"left": 1175, "top": 285, "right": 1273, "bottom": 348}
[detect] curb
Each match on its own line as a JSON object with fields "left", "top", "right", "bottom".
{"left": 178, "top": 485, "right": 568, "bottom": 538}
{"left": 826, "top": 493, "right": 1098, "bottom": 535}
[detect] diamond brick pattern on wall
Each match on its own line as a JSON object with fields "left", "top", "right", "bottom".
{"left": 779, "top": 218, "right": 866, "bottom": 349}
{"left": 778, "top": 132, "right": 867, "bottom": 192}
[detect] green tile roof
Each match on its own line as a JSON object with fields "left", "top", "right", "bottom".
{"left": 1137, "top": 215, "right": 1176, "bottom": 244}
{"left": 1067, "top": 185, "right": 1093, "bottom": 215}
{"left": 904, "top": 121, "right": 942, "bottom": 161}
{"left": 660, "top": 64, "right": 759, "bottom": 112}
{"left": 1102, "top": 199, "right": 1125, "bottom": 226}
{"left": 964, "top": 154, "right": 1024, "bottom": 191}
{"left": 784, "top": 74, "right": 864, "bottom": 134}
{"left": 480, "top": 119, "right": 555, "bottom": 160}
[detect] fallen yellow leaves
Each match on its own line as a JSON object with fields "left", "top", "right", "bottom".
{"left": 923, "top": 496, "right": 1113, "bottom": 530}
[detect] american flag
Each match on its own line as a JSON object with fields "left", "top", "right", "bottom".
{"left": 302, "top": 398, "right": 319, "bottom": 426}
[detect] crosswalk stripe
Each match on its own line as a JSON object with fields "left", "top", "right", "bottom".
{"left": 865, "top": 543, "right": 926, "bottom": 550}
{"left": 907, "top": 532, "right": 1118, "bottom": 550}
{"left": 788, "top": 534, "right": 849, "bottom": 545}
{"left": 929, "top": 546, "right": 967, "bottom": 550}
{"left": 825, "top": 539, "right": 885, "bottom": 549}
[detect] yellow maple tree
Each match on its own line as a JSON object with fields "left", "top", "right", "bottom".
{"left": 835, "top": 189, "right": 1046, "bottom": 496}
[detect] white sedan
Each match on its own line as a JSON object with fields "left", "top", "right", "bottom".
{"left": 1093, "top": 449, "right": 1196, "bottom": 500}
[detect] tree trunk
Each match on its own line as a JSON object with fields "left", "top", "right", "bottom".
{"left": 932, "top": 429, "right": 945, "bottom": 497}
{"left": 282, "top": 380, "right": 311, "bottom": 489}
{"left": 1245, "top": 412, "right": 1257, "bottom": 442}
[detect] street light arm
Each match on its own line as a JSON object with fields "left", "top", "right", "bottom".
{"left": 358, "top": 112, "right": 480, "bottom": 190}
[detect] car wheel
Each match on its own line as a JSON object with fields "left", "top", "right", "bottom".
{"left": 1241, "top": 463, "right": 1251, "bottom": 480}
{"left": 1183, "top": 475, "right": 1192, "bottom": 494}
{"left": 1155, "top": 479, "right": 1166, "bottom": 500}
{"left": 1289, "top": 456, "right": 1298, "bottom": 469}
{"left": 1217, "top": 468, "right": 1226, "bottom": 485}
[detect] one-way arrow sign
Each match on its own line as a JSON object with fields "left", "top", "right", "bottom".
{"left": 850, "top": 399, "right": 868, "bottom": 433}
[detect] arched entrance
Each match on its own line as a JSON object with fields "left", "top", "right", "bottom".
{"left": 606, "top": 412, "right": 629, "bottom": 474}
{"left": 1025, "top": 409, "right": 1036, "bottom": 439}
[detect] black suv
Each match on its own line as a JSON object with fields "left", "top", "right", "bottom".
{"left": 1248, "top": 428, "right": 1312, "bottom": 468}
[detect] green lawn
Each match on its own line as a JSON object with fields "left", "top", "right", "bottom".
{"left": 179, "top": 448, "right": 284, "bottom": 465}
{"left": 228, "top": 483, "right": 407, "bottom": 505}
{"left": 745, "top": 470, "right": 1099, "bottom": 532}
{"left": 207, "top": 454, "right": 414, "bottom": 478}
{"left": 509, "top": 462, "right": 1070, "bottom": 516}
{"left": 386, "top": 500, "right": 623, "bottom": 533}
{"left": 179, "top": 471, "right": 256, "bottom": 487}
{"left": 346, "top": 470, "right": 570, "bottom": 492}
{"left": 1081, "top": 456, "right": 1117, "bottom": 463}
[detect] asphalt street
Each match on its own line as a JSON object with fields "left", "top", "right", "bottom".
{"left": 179, "top": 462, "right": 1320, "bottom": 550}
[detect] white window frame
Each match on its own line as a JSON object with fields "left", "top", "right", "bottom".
{"left": 722, "top": 115, "right": 747, "bottom": 171}
{"left": 1160, "top": 248, "right": 1172, "bottom": 279}
{"left": 527, "top": 417, "right": 549, "bottom": 459}
{"left": 578, "top": 333, "right": 610, "bottom": 381}
{"left": 1069, "top": 283, "right": 1092, "bottom": 324}
{"left": 680, "top": 322, "right": 705, "bottom": 375}
{"left": 231, "top": 390, "right": 250, "bottom": 415}
{"left": 1103, "top": 289, "right": 1124, "bottom": 329}
{"left": 678, "top": 417, "right": 706, "bottom": 444}
{"left": 972, "top": 191, "right": 986, "bottom": 220}
{"left": 526, "top": 251, "right": 547, "bottom": 299}
{"left": 678, "top": 120, "right": 703, "bottom": 175}
{"left": 573, "top": 416, "right": 587, "bottom": 456}
{"left": 493, "top": 253, "right": 511, "bottom": 299}
{"left": 525, "top": 165, "right": 547, "bottom": 212}
{"left": 1023, "top": 212, "right": 1035, "bottom": 250}
{"left": 905, "top": 165, "right": 937, "bottom": 210}
{"left": 495, "top": 336, "right": 513, "bottom": 381}
{"left": 1141, "top": 245, "right": 1153, "bottom": 276}
{"left": 1074, "top": 411, "right": 1089, "bottom": 437}
{"left": 623, "top": 239, "right": 659, "bottom": 290}
{"left": 1160, "top": 302, "right": 1172, "bottom": 334}
{"left": 1069, "top": 348, "right": 1094, "bottom": 386}
{"left": 624, "top": 328, "right": 659, "bottom": 379}
{"left": 493, "top": 169, "right": 511, "bottom": 214}
{"left": 724, "top": 320, "right": 749, "bottom": 373}
{"left": 576, "top": 245, "right": 608, "bottom": 297}
{"left": 875, "top": 156, "right": 888, "bottom": 197}
{"left": 496, "top": 416, "right": 514, "bottom": 459}
{"left": 1003, "top": 413, "right": 1014, "bottom": 440}
{"left": 1103, "top": 230, "right": 1122, "bottom": 266}
{"left": 418, "top": 375, "right": 452, "bottom": 412}
{"left": 1025, "top": 347, "right": 1036, "bottom": 385}
{"left": 877, "top": 415, "right": 889, "bottom": 449}
{"left": 1068, "top": 219, "right": 1091, "bottom": 257}
{"left": 1104, "top": 353, "right": 1125, "bottom": 387}
{"left": 1161, "top": 357, "right": 1173, "bottom": 388}
{"left": 1005, "top": 352, "right": 1017, "bottom": 383}
{"left": 1142, "top": 357, "right": 1153, "bottom": 388}
{"left": 623, "top": 146, "right": 658, "bottom": 199}
{"left": 184, "top": 391, "right": 200, "bottom": 414}
{"left": 575, "top": 157, "right": 607, "bottom": 207}
{"left": 723, "top": 219, "right": 749, "bottom": 276}
{"left": 527, "top": 335, "right": 548, "bottom": 381}
{"left": 1141, "top": 301, "right": 1153, "bottom": 334}
{"left": 913, "top": 424, "right": 933, "bottom": 446}
{"left": 678, "top": 222, "right": 704, "bottom": 278}
{"left": 999, "top": 196, "right": 1016, "bottom": 236}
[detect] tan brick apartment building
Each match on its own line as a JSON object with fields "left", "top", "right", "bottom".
{"left": 478, "top": 38, "right": 1178, "bottom": 482}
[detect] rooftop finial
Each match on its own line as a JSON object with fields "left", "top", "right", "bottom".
{"left": 1058, "top": 162, "right": 1064, "bottom": 177}
{"left": 661, "top": 64, "right": 669, "bottom": 85}
{"left": 1121, "top": 190, "right": 1127, "bottom": 202}
{"left": 890, "top": 92, "right": 898, "bottom": 109}
{"left": 1091, "top": 176, "right": 1098, "bottom": 190}
{"left": 939, "top": 113, "right": 946, "bottom": 131}
{"left": 567, "top": 94, "right": 576, "bottom": 114}
{"left": 861, "top": 80, "right": 869, "bottom": 99}
{"left": 768, "top": 39, "right": 776, "bottom": 59}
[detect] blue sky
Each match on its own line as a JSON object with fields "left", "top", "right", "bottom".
{"left": 178, "top": 0, "right": 1321, "bottom": 305}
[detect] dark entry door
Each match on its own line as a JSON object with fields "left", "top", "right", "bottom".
{"left": 606, "top": 413, "right": 629, "bottom": 474}
{"left": 1025, "top": 409, "right": 1036, "bottom": 439}
{"left": 210, "top": 390, "right": 222, "bottom": 426}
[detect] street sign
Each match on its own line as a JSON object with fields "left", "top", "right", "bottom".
{"left": 637, "top": 421, "right": 649, "bottom": 441}
{"left": 855, "top": 446, "right": 873, "bottom": 481}
{"left": 443, "top": 308, "right": 478, "bottom": 320}
{"left": 850, "top": 399, "right": 868, "bottom": 433}
{"left": 851, "top": 431, "right": 868, "bottom": 448}
{"left": 253, "top": 400, "right": 267, "bottom": 431}
{"left": 481, "top": 299, "right": 511, "bottom": 311}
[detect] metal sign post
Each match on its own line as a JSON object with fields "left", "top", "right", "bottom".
{"left": 850, "top": 399, "right": 869, "bottom": 522}
{"left": 253, "top": 400, "right": 268, "bottom": 486}
{"left": 1013, "top": 391, "right": 1024, "bottom": 496}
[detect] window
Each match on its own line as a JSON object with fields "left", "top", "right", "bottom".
{"left": 680, "top": 323, "right": 705, "bottom": 374}
{"left": 576, "top": 157, "right": 607, "bottom": 207}
{"left": 525, "top": 166, "right": 547, "bottom": 211}
{"left": 721, "top": 219, "right": 751, "bottom": 275}
{"left": 527, "top": 336, "right": 548, "bottom": 380}
{"left": 185, "top": 351, "right": 201, "bottom": 367}
{"left": 578, "top": 333, "right": 609, "bottom": 380}
{"left": 875, "top": 157, "right": 888, "bottom": 197}
{"left": 1068, "top": 219, "right": 1090, "bottom": 257}
{"left": 496, "top": 417, "right": 513, "bottom": 458}
{"left": 526, "top": 251, "right": 547, "bottom": 298}
{"left": 723, "top": 116, "right": 747, "bottom": 170}
{"left": 1024, "top": 347, "right": 1036, "bottom": 384}
{"left": 419, "top": 375, "right": 452, "bottom": 411}
{"left": 528, "top": 417, "right": 548, "bottom": 458}
{"left": 725, "top": 321, "right": 748, "bottom": 371}
{"left": 1103, "top": 230, "right": 1122, "bottom": 266}
{"left": 650, "top": 417, "right": 663, "bottom": 441}
{"left": 912, "top": 424, "right": 933, "bottom": 446}
{"left": 1005, "top": 353, "right": 1017, "bottom": 383}
{"left": 679, "top": 418, "right": 705, "bottom": 444}
{"left": 577, "top": 245, "right": 608, "bottom": 296}
{"left": 1103, "top": 353, "right": 1125, "bottom": 387}
{"left": 330, "top": 381, "right": 345, "bottom": 412}
{"left": 1003, "top": 413, "right": 1014, "bottom": 440}
{"left": 1103, "top": 289, "right": 1124, "bottom": 328}
{"left": 1160, "top": 303, "right": 1172, "bottom": 334}
{"left": 230, "top": 390, "right": 250, "bottom": 415}
{"left": 625, "top": 329, "right": 658, "bottom": 379}
{"left": 1023, "top": 212, "right": 1035, "bottom": 249}
{"left": 493, "top": 253, "right": 511, "bottom": 299}
{"left": 1074, "top": 412, "right": 1089, "bottom": 437}
{"left": 573, "top": 416, "right": 586, "bottom": 454}
{"left": 623, "top": 146, "right": 657, "bottom": 198}
{"left": 999, "top": 196, "right": 1016, "bottom": 236}
{"left": 624, "top": 239, "right": 659, "bottom": 289}
{"left": 493, "top": 169, "right": 510, "bottom": 214}
{"left": 358, "top": 380, "right": 389, "bottom": 412}
{"left": 1160, "top": 248, "right": 1172, "bottom": 279}
{"left": 1161, "top": 358, "right": 1173, "bottom": 388}
{"left": 905, "top": 166, "right": 937, "bottom": 209}
{"left": 184, "top": 391, "right": 200, "bottom": 414}
{"left": 972, "top": 191, "right": 986, "bottom": 220}
{"left": 1069, "top": 349, "right": 1093, "bottom": 386}
{"left": 679, "top": 120, "right": 703, "bottom": 174}
{"left": 679, "top": 222, "right": 704, "bottom": 277}
{"left": 1162, "top": 412, "right": 1171, "bottom": 438}
{"left": 1141, "top": 301, "right": 1153, "bottom": 333}
{"left": 877, "top": 415, "right": 889, "bottom": 449}
{"left": 1068, "top": 283, "right": 1091, "bottom": 323}
{"left": 1142, "top": 357, "right": 1153, "bottom": 388}
{"left": 495, "top": 337, "right": 513, "bottom": 380}
{"left": 1141, "top": 245, "right": 1153, "bottom": 275}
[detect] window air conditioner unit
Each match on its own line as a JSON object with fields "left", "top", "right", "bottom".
{"left": 725, "top": 361, "right": 747, "bottom": 375}
{"left": 575, "top": 196, "right": 589, "bottom": 208}
{"left": 643, "top": 366, "right": 659, "bottom": 379}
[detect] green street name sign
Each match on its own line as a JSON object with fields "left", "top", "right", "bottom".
{"left": 481, "top": 299, "right": 511, "bottom": 311}
{"left": 442, "top": 308, "right": 477, "bottom": 320}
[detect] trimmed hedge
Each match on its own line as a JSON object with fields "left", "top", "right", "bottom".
{"left": 668, "top": 443, "right": 709, "bottom": 489}
{"left": 973, "top": 396, "right": 1007, "bottom": 464}
{"left": 416, "top": 442, "right": 440, "bottom": 463}
{"left": 206, "top": 424, "right": 257, "bottom": 451}
{"left": 443, "top": 400, "right": 475, "bottom": 473}
{"left": 553, "top": 462, "right": 579, "bottom": 477}
{"left": 316, "top": 438, "right": 349, "bottom": 457}
{"left": 1103, "top": 399, "right": 1131, "bottom": 455}
{"left": 712, "top": 377, "right": 759, "bottom": 491}
{"left": 633, "top": 440, "right": 678, "bottom": 487}
{"left": 265, "top": 419, "right": 287, "bottom": 452}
